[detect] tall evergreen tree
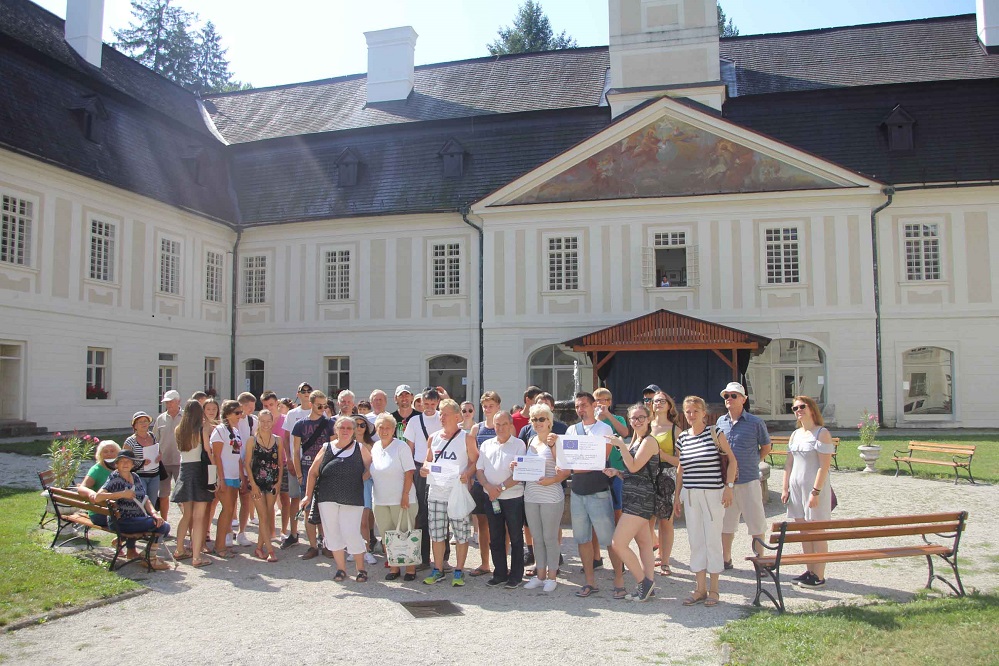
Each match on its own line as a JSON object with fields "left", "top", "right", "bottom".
{"left": 191, "top": 21, "right": 231, "bottom": 95}
{"left": 717, "top": 2, "right": 740, "bottom": 37}
{"left": 487, "top": 0, "right": 577, "bottom": 56}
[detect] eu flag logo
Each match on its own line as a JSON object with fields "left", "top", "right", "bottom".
{"left": 563, "top": 439, "right": 579, "bottom": 450}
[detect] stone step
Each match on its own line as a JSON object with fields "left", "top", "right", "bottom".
{"left": 0, "top": 421, "right": 48, "bottom": 438}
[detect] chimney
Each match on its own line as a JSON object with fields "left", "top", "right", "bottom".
{"left": 978, "top": 0, "right": 999, "bottom": 53}
{"left": 65, "top": 0, "right": 105, "bottom": 68}
{"left": 364, "top": 26, "right": 418, "bottom": 103}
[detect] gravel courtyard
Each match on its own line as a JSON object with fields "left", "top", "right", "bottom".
{"left": 1, "top": 453, "right": 996, "bottom": 665}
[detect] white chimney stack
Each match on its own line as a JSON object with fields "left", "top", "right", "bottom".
{"left": 65, "top": 0, "right": 105, "bottom": 68}
{"left": 364, "top": 26, "right": 418, "bottom": 103}
{"left": 978, "top": 0, "right": 999, "bottom": 53}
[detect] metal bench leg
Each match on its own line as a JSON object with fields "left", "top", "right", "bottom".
{"left": 893, "top": 460, "right": 901, "bottom": 477}
{"left": 832, "top": 453, "right": 839, "bottom": 471}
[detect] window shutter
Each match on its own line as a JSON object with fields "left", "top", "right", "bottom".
{"left": 685, "top": 245, "right": 700, "bottom": 287}
{"left": 641, "top": 246, "right": 654, "bottom": 287}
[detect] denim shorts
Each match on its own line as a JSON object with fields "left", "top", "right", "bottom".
{"left": 363, "top": 478, "right": 373, "bottom": 510}
{"left": 570, "top": 490, "right": 616, "bottom": 546}
{"left": 610, "top": 475, "right": 623, "bottom": 511}
{"left": 224, "top": 478, "right": 240, "bottom": 489}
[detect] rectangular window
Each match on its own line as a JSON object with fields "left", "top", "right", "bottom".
{"left": 547, "top": 236, "right": 579, "bottom": 291}
{"left": 325, "top": 356, "right": 350, "bottom": 397}
{"left": 158, "top": 365, "right": 176, "bottom": 404}
{"left": 765, "top": 227, "right": 800, "bottom": 284}
{"left": 89, "top": 219, "right": 116, "bottom": 282}
{"left": 204, "top": 357, "right": 219, "bottom": 395}
{"left": 242, "top": 255, "right": 266, "bottom": 304}
{"left": 323, "top": 249, "right": 351, "bottom": 301}
{"left": 159, "top": 238, "right": 181, "bottom": 294}
{"left": 1, "top": 194, "right": 32, "bottom": 267}
{"left": 86, "top": 347, "right": 109, "bottom": 399}
{"left": 904, "top": 223, "right": 941, "bottom": 281}
{"left": 432, "top": 242, "right": 461, "bottom": 296}
{"left": 205, "top": 251, "right": 224, "bottom": 303}
{"left": 653, "top": 231, "right": 689, "bottom": 287}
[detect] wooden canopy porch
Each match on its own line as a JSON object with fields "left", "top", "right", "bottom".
{"left": 563, "top": 309, "right": 772, "bottom": 392}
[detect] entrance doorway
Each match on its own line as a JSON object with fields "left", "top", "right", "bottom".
{"left": 0, "top": 342, "right": 25, "bottom": 420}
{"left": 428, "top": 355, "right": 467, "bottom": 403}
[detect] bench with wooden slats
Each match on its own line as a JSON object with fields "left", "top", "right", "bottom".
{"left": 747, "top": 511, "right": 968, "bottom": 613}
{"left": 47, "top": 487, "right": 156, "bottom": 571}
{"left": 766, "top": 435, "right": 840, "bottom": 470}
{"left": 38, "top": 469, "right": 56, "bottom": 527}
{"left": 892, "top": 441, "right": 976, "bottom": 484}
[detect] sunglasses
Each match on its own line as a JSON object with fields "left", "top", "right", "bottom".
{"left": 461, "top": 409, "right": 474, "bottom": 414}
{"left": 530, "top": 417, "right": 549, "bottom": 423}
{"left": 642, "top": 397, "right": 653, "bottom": 403}
{"left": 299, "top": 388, "right": 312, "bottom": 393}
{"left": 315, "top": 403, "right": 328, "bottom": 409}
{"left": 722, "top": 393, "right": 743, "bottom": 400}
{"left": 652, "top": 398, "right": 670, "bottom": 405}
{"left": 792, "top": 404, "right": 808, "bottom": 412}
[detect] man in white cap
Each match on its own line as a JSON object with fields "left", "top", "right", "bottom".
{"left": 390, "top": 385, "right": 416, "bottom": 440}
{"left": 153, "top": 389, "right": 183, "bottom": 519}
{"left": 715, "top": 381, "right": 771, "bottom": 569}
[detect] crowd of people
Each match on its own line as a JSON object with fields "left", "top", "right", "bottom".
{"left": 75, "top": 378, "right": 837, "bottom": 603}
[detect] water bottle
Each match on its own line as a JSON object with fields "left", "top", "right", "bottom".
{"left": 491, "top": 499, "right": 501, "bottom": 514}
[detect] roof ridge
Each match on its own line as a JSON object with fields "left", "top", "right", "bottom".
{"left": 721, "top": 12, "right": 974, "bottom": 42}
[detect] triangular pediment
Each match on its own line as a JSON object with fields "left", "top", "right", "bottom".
{"left": 479, "top": 97, "right": 879, "bottom": 208}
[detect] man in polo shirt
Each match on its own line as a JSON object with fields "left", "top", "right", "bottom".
{"left": 716, "top": 381, "right": 771, "bottom": 568}
{"left": 477, "top": 411, "right": 527, "bottom": 588}
{"left": 153, "top": 390, "right": 183, "bottom": 519}
{"left": 405, "top": 387, "right": 444, "bottom": 569}
{"left": 279, "top": 382, "right": 314, "bottom": 549}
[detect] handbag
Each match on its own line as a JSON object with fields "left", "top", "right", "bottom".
{"left": 383, "top": 511, "right": 422, "bottom": 566}
{"left": 200, "top": 432, "right": 218, "bottom": 492}
{"left": 308, "top": 442, "right": 351, "bottom": 525}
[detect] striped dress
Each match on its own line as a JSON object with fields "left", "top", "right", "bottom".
{"left": 676, "top": 427, "right": 724, "bottom": 489}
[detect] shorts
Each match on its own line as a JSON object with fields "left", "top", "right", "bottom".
{"left": 610, "top": 475, "right": 623, "bottom": 511}
{"left": 570, "top": 490, "right": 615, "bottom": 546}
{"left": 471, "top": 482, "right": 489, "bottom": 516}
{"left": 722, "top": 482, "right": 767, "bottom": 536}
{"left": 363, "top": 478, "right": 373, "bottom": 510}
{"left": 427, "top": 499, "right": 473, "bottom": 543}
{"left": 224, "top": 478, "right": 241, "bottom": 489}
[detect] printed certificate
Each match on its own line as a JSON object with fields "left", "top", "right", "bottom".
{"left": 512, "top": 455, "right": 546, "bottom": 482}
{"left": 556, "top": 435, "right": 606, "bottom": 471}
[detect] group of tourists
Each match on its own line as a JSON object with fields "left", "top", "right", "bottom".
{"left": 75, "top": 378, "right": 837, "bottom": 604}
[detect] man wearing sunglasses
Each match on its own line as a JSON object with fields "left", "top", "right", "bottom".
{"left": 715, "top": 382, "right": 771, "bottom": 569}
{"left": 279, "top": 382, "right": 314, "bottom": 549}
{"left": 290, "top": 389, "right": 334, "bottom": 559}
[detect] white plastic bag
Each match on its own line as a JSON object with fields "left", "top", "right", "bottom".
{"left": 447, "top": 481, "right": 475, "bottom": 520}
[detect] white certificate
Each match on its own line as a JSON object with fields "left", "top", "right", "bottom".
{"left": 512, "top": 455, "right": 546, "bottom": 482}
{"left": 142, "top": 443, "right": 160, "bottom": 471}
{"left": 556, "top": 435, "right": 607, "bottom": 471}
{"left": 428, "top": 459, "right": 460, "bottom": 488}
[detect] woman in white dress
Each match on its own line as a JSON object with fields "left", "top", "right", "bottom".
{"left": 781, "top": 395, "right": 836, "bottom": 588}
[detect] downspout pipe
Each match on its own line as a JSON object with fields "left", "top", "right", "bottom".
{"left": 460, "top": 206, "right": 484, "bottom": 410}
{"left": 871, "top": 186, "right": 895, "bottom": 425}
{"left": 229, "top": 228, "right": 242, "bottom": 399}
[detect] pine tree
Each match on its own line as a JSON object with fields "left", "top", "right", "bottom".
{"left": 487, "top": 0, "right": 578, "bottom": 56}
{"left": 191, "top": 21, "right": 232, "bottom": 95}
{"left": 717, "top": 2, "right": 740, "bottom": 37}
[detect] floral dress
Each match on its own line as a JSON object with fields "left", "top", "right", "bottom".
{"left": 251, "top": 435, "right": 281, "bottom": 494}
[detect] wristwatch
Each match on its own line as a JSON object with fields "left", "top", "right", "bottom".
{"left": 726, "top": 482, "right": 734, "bottom": 488}
{"left": 500, "top": 483, "right": 507, "bottom": 492}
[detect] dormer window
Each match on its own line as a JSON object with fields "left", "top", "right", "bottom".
{"left": 439, "top": 139, "right": 466, "bottom": 179}
{"left": 882, "top": 105, "right": 915, "bottom": 153}
{"left": 69, "top": 95, "right": 107, "bottom": 143}
{"left": 182, "top": 147, "right": 211, "bottom": 187}
{"left": 336, "top": 149, "right": 360, "bottom": 187}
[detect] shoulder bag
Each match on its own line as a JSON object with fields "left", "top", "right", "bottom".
{"left": 307, "top": 442, "right": 352, "bottom": 525}
{"left": 709, "top": 425, "right": 731, "bottom": 485}
{"left": 383, "top": 509, "right": 421, "bottom": 567}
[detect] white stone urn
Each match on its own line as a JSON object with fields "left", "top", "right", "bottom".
{"left": 858, "top": 445, "right": 882, "bottom": 473}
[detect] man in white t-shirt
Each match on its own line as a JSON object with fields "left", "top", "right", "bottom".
{"left": 279, "top": 381, "right": 313, "bottom": 549}
{"left": 364, "top": 389, "right": 389, "bottom": 425}
{"left": 405, "top": 388, "right": 443, "bottom": 569}
{"left": 234, "top": 392, "right": 260, "bottom": 547}
{"left": 476, "top": 411, "right": 527, "bottom": 588}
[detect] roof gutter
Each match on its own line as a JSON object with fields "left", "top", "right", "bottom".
{"left": 229, "top": 228, "right": 242, "bottom": 398}
{"left": 870, "top": 186, "right": 894, "bottom": 425}
{"left": 460, "top": 206, "right": 484, "bottom": 409}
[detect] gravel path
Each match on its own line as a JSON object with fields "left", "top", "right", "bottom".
{"left": 1, "top": 457, "right": 995, "bottom": 665}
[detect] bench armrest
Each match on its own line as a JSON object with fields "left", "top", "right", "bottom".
{"left": 893, "top": 448, "right": 911, "bottom": 457}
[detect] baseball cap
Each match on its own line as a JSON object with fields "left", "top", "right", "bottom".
{"left": 394, "top": 384, "right": 413, "bottom": 397}
{"left": 161, "top": 389, "right": 181, "bottom": 402}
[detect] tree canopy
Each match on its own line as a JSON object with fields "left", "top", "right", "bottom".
{"left": 487, "top": 0, "right": 578, "bottom": 56}
{"left": 717, "top": 2, "right": 740, "bottom": 37}
{"left": 113, "top": 0, "right": 249, "bottom": 95}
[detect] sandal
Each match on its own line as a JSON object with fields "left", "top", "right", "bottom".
{"left": 266, "top": 552, "right": 278, "bottom": 563}
{"left": 192, "top": 557, "right": 213, "bottom": 567}
{"left": 659, "top": 564, "right": 672, "bottom": 576}
{"left": 333, "top": 569, "right": 347, "bottom": 582}
{"left": 253, "top": 548, "right": 266, "bottom": 560}
{"left": 143, "top": 557, "right": 170, "bottom": 571}
{"left": 385, "top": 571, "right": 401, "bottom": 581}
{"left": 403, "top": 573, "right": 417, "bottom": 582}
{"left": 683, "top": 592, "right": 707, "bottom": 606}
{"left": 705, "top": 593, "right": 720, "bottom": 607}
{"left": 356, "top": 570, "right": 369, "bottom": 583}
{"left": 575, "top": 584, "right": 599, "bottom": 598}
{"left": 612, "top": 586, "right": 628, "bottom": 600}
{"left": 174, "top": 549, "right": 192, "bottom": 560}
{"left": 469, "top": 566, "right": 491, "bottom": 577}
{"left": 213, "top": 549, "right": 235, "bottom": 559}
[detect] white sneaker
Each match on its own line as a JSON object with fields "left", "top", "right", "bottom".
{"left": 225, "top": 533, "right": 233, "bottom": 547}
{"left": 523, "top": 577, "right": 544, "bottom": 590}
{"left": 364, "top": 552, "right": 377, "bottom": 564}
{"left": 543, "top": 579, "right": 557, "bottom": 593}
{"left": 469, "top": 535, "right": 479, "bottom": 547}
{"left": 276, "top": 532, "right": 286, "bottom": 542}
{"left": 231, "top": 519, "right": 239, "bottom": 529}
{"left": 236, "top": 532, "right": 252, "bottom": 547}
{"left": 250, "top": 517, "right": 259, "bottom": 526}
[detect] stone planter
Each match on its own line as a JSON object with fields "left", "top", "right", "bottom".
{"left": 858, "top": 444, "right": 882, "bottom": 473}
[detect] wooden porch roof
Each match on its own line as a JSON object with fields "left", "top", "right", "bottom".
{"left": 563, "top": 309, "right": 771, "bottom": 353}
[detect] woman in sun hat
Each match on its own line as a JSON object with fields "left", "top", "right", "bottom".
{"left": 124, "top": 411, "right": 161, "bottom": 509}
{"left": 96, "top": 449, "right": 171, "bottom": 570}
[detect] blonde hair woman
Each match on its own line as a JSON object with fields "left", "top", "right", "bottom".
{"left": 78, "top": 440, "right": 121, "bottom": 530}
{"left": 650, "top": 390, "right": 680, "bottom": 576}
{"left": 172, "top": 400, "right": 213, "bottom": 567}
{"left": 246, "top": 409, "right": 282, "bottom": 562}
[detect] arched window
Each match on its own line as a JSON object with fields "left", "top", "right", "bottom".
{"left": 428, "top": 354, "right": 467, "bottom": 403}
{"left": 901, "top": 347, "right": 953, "bottom": 416}
{"left": 528, "top": 344, "right": 593, "bottom": 402}
{"left": 745, "top": 339, "right": 826, "bottom": 419}
{"left": 244, "top": 358, "right": 264, "bottom": 406}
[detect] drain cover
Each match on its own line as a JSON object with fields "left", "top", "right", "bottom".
{"left": 400, "top": 600, "right": 463, "bottom": 618}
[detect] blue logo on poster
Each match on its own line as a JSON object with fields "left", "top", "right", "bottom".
{"left": 431, "top": 465, "right": 442, "bottom": 473}
{"left": 563, "top": 439, "right": 579, "bottom": 450}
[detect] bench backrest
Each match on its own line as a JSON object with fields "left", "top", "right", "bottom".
{"left": 38, "top": 469, "right": 55, "bottom": 489}
{"left": 768, "top": 511, "right": 966, "bottom": 545}
{"left": 907, "top": 441, "right": 976, "bottom": 455}
{"left": 48, "top": 487, "right": 111, "bottom": 517}
{"left": 769, "top": 435, "right": 840, "bottom": 448}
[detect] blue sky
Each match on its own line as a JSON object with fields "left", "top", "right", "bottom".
{"left": 33, "top": 0, "right": 974, "bottom": 88}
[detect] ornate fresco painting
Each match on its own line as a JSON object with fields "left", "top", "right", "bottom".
{"left": 508, "top": 115, "right": 841, "bottom": 205}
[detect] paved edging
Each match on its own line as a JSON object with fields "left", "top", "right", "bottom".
{"left": 2, "top": 588, "right": 151, "bottom": 633}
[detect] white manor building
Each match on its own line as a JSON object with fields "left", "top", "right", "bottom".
{"left": 1, "top": 0, "right": 998, "bottom": 432}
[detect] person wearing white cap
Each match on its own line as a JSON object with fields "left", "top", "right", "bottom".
{"left": 390, "top": 385, "right": 416, "bottom": 441}
{"left": 715, "top": 381, "right": 771, "bottom": 569}
{"left": 124, "top": 411, "right": 162, "bottom": 510}
{"left": 154, "top": 389, "right": 183, "bottom": 519}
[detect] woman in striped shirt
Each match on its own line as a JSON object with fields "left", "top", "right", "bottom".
{"left": 673, "top": 396, "right": 737, "bottom": 608}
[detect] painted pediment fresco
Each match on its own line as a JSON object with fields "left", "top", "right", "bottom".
{"left": 508, "top": 115, "right": 842, "bottom": 205}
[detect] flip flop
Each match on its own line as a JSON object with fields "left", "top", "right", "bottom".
{"left": 253, "top": 548, "right": 266, "bottom": 560}
{"left": 468, "top": 567, "right": 491, "bottom": 577}
{"left": 683, "top": 593, "right": 707, "bottom": 606}
{"left": 612, "top": 586, "right": 628, "bottom": 600}
{"left": 213, "top": 549, "right": 235, "bottom": 559}
{"left": 575, "top": 584, "right": 599, "bottom": 597}
{"left": 266, "top": 552, "right": 278, "bottom": 563}
{"left": 658, "top": 564, "right": 672, "bottom": 576}
{"left": 192, "top": 558, "right": 213, "bottom": 567}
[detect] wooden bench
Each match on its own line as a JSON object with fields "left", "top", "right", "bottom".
{"left": 892, "top": 441, "right": 977, "bottom": 484}
{"left": 37, "top": 469, "right": 56, "bottom": 527}
{"left": 767, "top": 435, "right": 840, "bottom": 470}
{"left": 47, "top": 487, "right": 156, "bottom": 571}
{"left": 747, "top": 511, "right": 968, "bottom": 613}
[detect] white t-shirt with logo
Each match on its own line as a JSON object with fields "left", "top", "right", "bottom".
{"left": 403, "top": 411, "right": 442, "bottom": 464}
{"left": 426, "top": 428, "right": 468, "bottom": 502}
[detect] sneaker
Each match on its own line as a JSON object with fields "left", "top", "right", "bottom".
{"left": 723, "top": 560, "right": 734, "bottom": 570}
{"left": 797, "top": 573, "right": 826, "bottom": 588}
{"left": 364, "top": 552, "right": 377, "bottom": 565}
{"left": 450, "top": 536, "right": 458, "bottom": 545}
{"left": 236, "top": 532, "right": 252, "bottom": 547}
{"left": 231, "top": 519, "right": 239, "bottom": 529}
{"left": 423, "top": 569, "right": 445, "bottom": 585}
{"left": 225, "top": 533, "right": 234, "bottom": 548}
{"left": 792, "top": 571, "right": 812, "bottom": 582}
{"left": 451, "top": 570, "right": 465, "bottom": 587}
{"left": 628, "top": 578, "right": 656, "bottom": 602}
{"left": 543, "top": 579, "right": 557, "bottom": 593}
{"left": 486, "top": 576, "right": 505, "bottom": 587}
{"left": 250, "top": 517, "right": 259, "bottom": 526}
{"left": 415, "top": 562, "right": 431, "bottom": 572}
{"left": 441, "top": 563, "right": 454, "bottom": 574}
{"left": 523, "top": 577, "right": 544, "bottom": 590}
{"left": 593, "top": 558, "right": 604, "bottom": 570}
{"left": 469, "top": 535, "right": 479, "bottom": 547}
{"left": 505, "top": 579, "right": 522, "bottom": 589}
{"left": 280, "top": 534, "right": 299, "bottom": 550}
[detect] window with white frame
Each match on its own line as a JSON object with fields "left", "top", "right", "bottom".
{"left": 89, "top": 218, "right": 116, "bottom": 282}
{"left": 204, "top": 357, "right": 219, "bottom": 395}
{"left": 205, "top": 251, "right": 224, "bottom": 302}
{"left": 431, "top": 242, "right": 461, "bottom": 296}
{"left": 901, "top": 347, "right": 953, "bottom": 416}
{"left": 323, "top": 249, "right": 351, "bottom": 301}
{"left": 158, "top": 353, "right": 177, "bottom": 404}
{"left": 325, "top": 356, "right": 350, "bottom": 397}
{"left": 547, "top": 236, "right": 579, "bottom": 291}
{"left": 86, "top": 347, "right": 109, "bottom": 399}
{"left": 1, "top": 193, "right": 32, "bottom": 267}
{"left": 904, "top": 223, "right": 941, "bottom": 281}
{"left": 765, "top": 227, "right": 800, "bottom": 284}
{"left": 159, "top": 238, "right": 181, "bottom": 294}
{"left": 242, "top": 254, "right": 266, "bottom": 304}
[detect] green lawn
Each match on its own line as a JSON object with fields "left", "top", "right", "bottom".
{"left": 830, "top": 436, "right": 998, "bottom": 484}
{"left": 0, "top": 439, "right": 50, "bottom": 456}
{"left": 720, "top": 593, "right": 999, "bottom": 666}
{"left": 0, "top": 487, "right": 138, "bottom": 627}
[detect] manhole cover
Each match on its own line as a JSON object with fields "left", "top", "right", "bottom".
{"left": 400, "top": 600, "right": 463, "bottom": 618}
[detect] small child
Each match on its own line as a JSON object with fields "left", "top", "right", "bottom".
{"left": 356, "top": 400, "right": 372, "bottom": 415}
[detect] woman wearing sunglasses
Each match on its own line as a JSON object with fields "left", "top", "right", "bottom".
{"left": 781, "top": 395, "right": 836, "bottom": 588}
{"left": 354, "top": 416, "right": 379, "bottom": 565}
{"left": 209, "top": 400, "right": 244, "bottom": 557}
{"left": 459, "top": 402, "right": 477, "bottom": 430}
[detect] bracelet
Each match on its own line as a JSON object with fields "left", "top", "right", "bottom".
{"left": 811, "top": 488, "right": 821, "bottom": 496}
